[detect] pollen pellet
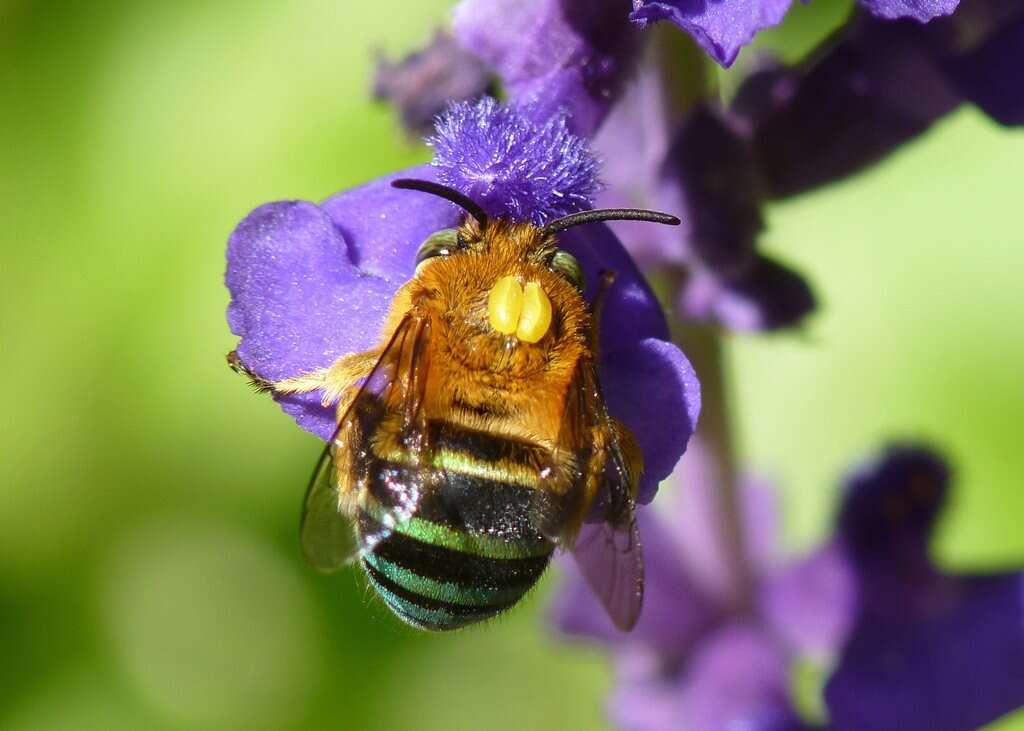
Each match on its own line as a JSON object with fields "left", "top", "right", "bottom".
{"left": 488, "top": 275, "right": 523, "bottom": 334}
{"left": 516, "top": 282, "right": 553, "bottom": 343}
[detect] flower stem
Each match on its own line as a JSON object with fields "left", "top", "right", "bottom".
{"left": 673, "top": 318, "right": 753, "bottom": 613}
{"left": 650, "top": 26, "right": 754, "bottom": 613}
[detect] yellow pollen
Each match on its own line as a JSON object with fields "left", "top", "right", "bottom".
{"left": 487, "top": 276, "right": 553, "bottom": 342}
{"left": 516, "top": 281, "right": 553, "bottom": 343}
{"left": 488, "top": 275, "right": 523, "bottom": 334}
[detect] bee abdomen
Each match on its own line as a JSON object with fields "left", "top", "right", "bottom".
{"left": 361, "top": 531, "right": 550, "bottom": 631}
{"left": 357, "top": 421, "right": 564, "bottom": 630}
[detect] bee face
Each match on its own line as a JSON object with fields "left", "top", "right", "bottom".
{"left": 408, "top": 219, "right": 590, "bottom": 376}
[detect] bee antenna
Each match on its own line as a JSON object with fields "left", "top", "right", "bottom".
{"left": 543, "top": 208, "right": 681, "bottom": 235}
{"left": 391, "top": 179, "right": 489, "bottom": 228}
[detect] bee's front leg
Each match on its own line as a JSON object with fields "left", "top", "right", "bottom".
{"left": 226, "top": 349, "right": 380, "bottom": 407}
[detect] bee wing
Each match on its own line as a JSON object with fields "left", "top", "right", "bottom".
{"left": 300, "top": 439, "right": 355, "bottom": 572}
{"left": 565, "top": 362, "right": 645, "bottom": 632}
{"left": 299, "top": 315, "right": 433, "bottom": 569}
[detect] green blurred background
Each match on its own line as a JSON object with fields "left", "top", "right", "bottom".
{"left": 2, "top": 1, "right": 1023, "bottom": 729}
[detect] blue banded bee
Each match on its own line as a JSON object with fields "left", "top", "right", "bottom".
{"left": 230, "top": 179, "right": 679, "bottom": 630}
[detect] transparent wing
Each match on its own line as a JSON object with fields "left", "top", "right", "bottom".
{"left": 566, "top": 362, "right": 645, "bottom": 631}
{"left": 299, "top": 315, "right": 433, "bottom": 569}
{"left": 300, "top": 440, "right": 354, "bottom": 572}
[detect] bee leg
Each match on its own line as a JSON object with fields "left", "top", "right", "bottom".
{"left": 226, "top": 350, "right": 276, "bottom": 394}
{"left": 590, "top": 270, "right": 618, "bottom": 356}
{"left": 610, "top": 418, "right": 644, "bottom": 498}
{"left": 226, "top": 348, "right": 380, "bottom": 406}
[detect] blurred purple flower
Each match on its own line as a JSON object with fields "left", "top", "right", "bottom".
{"left": 373, "top": 30, "right": 495, "bottom": 136}
{"left": 552, "top": 443, "right": 1024, "bottom": 729}
{"left": 594, "top": 77, "right": 815, "bottom": 331}
{"left": 225, "top": 99, "right": 699, "bottom": 505}
{"left": 740, "top": 2, "right": 1024, "bottom": 197}
{"left": 826, "top": 446, "right": 1024, "bottom": 731}
{"left": 453, "top": 0, "right": 641, "bottom": 136}
{"left": 550, "top": 470, "right": 850, "bottom": 730}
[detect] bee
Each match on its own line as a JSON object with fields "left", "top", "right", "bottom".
{"left": 229, "top": 179, "right": 679, "bottom": 631}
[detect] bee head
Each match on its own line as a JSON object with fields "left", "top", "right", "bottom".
{"left": 392, "top": 179, "right": 680, "bottom": 345}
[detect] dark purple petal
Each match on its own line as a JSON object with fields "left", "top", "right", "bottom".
{"left": 678, "top": 624, "right": 800, "bottom": 731}
{"left": 826, "top": 573, "right": 1024, "bottom": 731}
{"left": 550, "top": 508, "right": 716, "bottom": 647}
{"left": 591, "top": 69, "right": 690, "bottom": 269}
{"left": 373, "top": 30, "right": 495, "bottom": 136}
{"left": 761, "top": 541, "right": 856, "bottom": 658}
{"left": 837, "top": 444, "right": 949, "bottom": 579}
{"left": 935, "top": 12, "right": 1024, "bottom": 125}
{"left": 660, "top": 106, "right": 762, "bottom": 275}
{"left": 745, "top": 17, "right": 961, "bottom": 199}
{"left": 428, "top": 98, "right": 601, "bottom": 225}
{"left": 630, "top": 0, "right": 793, "bottom": 68}
{"left": 859, "top": 0, "right": 959, "bottom": 22}
{"left": 453, "top": 0, "right": 641, "bottom": 136}
{"left": 320, "top": 165, "right": 461, "bottom": 284}
{"left": 681, "top": 256, "right": 816, "bottom": 332}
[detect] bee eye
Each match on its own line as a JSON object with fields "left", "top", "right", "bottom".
{"left": 415, "top": 229, "right": 460, "bottom": 266}
{"left": 549, "top": 250, "right": 584, "bottom": 291}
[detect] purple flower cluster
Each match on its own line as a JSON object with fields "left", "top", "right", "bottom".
{"left": 554, "top": 445, "right": 1024, "bottom": 730}
{"left": 227, "top": 0, "right": 1024, "bottom": 726}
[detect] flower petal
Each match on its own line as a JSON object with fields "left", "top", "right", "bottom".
{"left": 453, "top": 0, "right": 641, "bottom": 136}
{"left": 681, "top": 256, "right": 816, "bottom": 332}
{"left": 226, "top": 167, "right": 461, "bottom": 439}
{"left": 601, "top": 338, "right": 701, "bottom": 504}
{"left": 743, "top": 18, "right": 960, "bottom": 199}
{"left": 320, "top": 165, "right": 461, "bottom": 285}
{"left": 659, "top": 106, "right": 762, "bottom": 275}
{"left": 549, "top": 508, "right": 716, "bottom": 646}
{"left": 373, "top": 30, "right": 495, "bottom": 136}
{"left": 560, "top": 221, "right": 671, "bottom": 347}
{"left": 936, "top": 12, "right": 1024, "bottom": 126}
{"left": 226, "top": 201, "right": 386, "bottom": 382}
{"left": 679, "top": 623, "right": 802, "bottom": 731}
{"left": 630, "top": 0, "right": 793, "bottom": 68}
{"left": 760, "top": 541, "right": 856, "bottom": 658}
{"left": 826, "top": 572, "right": 1024, "bottom": 731}
{"left": 859, "top": 0, "right": 959, "bottom": 22}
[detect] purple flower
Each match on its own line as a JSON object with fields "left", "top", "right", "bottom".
{"left": 550, "top": 470, "right": 849, "bottom": 730}
{"left": 453, "top": 0, "right": 641, "bottom": 136}
{"left": 826, "top": 446, "right": 1024, "bottom": 731}
{"left": 860, "top": 0, "right": 960, "bottom": 22}
{"left": 551, "top": 443, "right": 1024, "bottom": 729}
{"left": 739, "top": 4, "right": 1024, "bottom": 197}
{"left": 429, "top": 97, "right": 602, "bottom": 226}
{"left": 593, "top": 74, "right": 815, "bottom": 331}
{"left": 225, "top": 99, "right": 699, "bottom": 505}
{"left": 629, "top": 0, "right": 959, "bottom": 68}
{"left": 630, "top": 0, "right": 793, "bottom": 68}
{"left": 373, "top": 30, "right": 495, "bottom": 136}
